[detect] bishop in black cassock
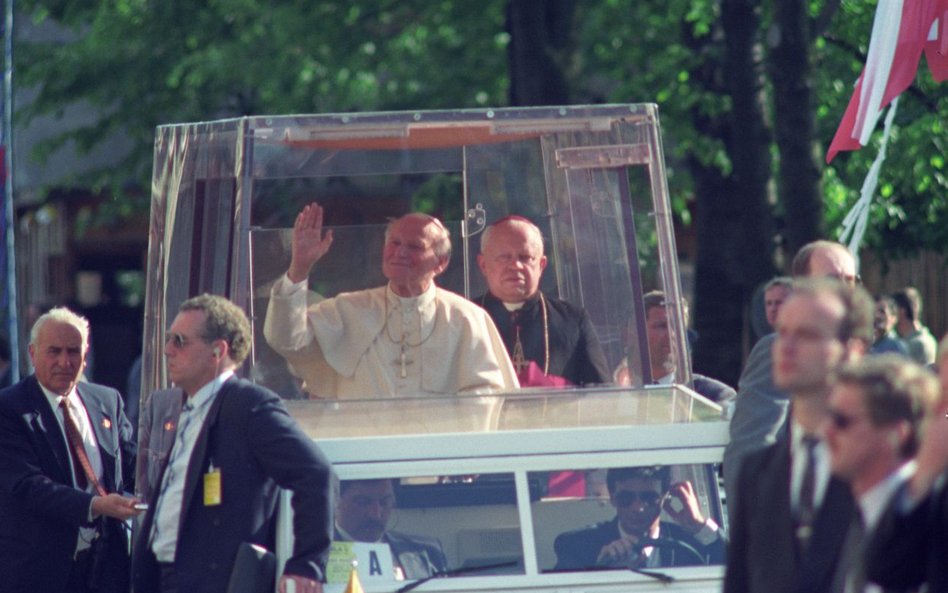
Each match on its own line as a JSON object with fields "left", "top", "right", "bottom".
{"left": 476, "top": 216, "right": 610, "bottom": 387}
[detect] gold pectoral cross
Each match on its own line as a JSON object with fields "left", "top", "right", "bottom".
{"left": 395, "top": 344, "right": 414, "bottom": 378}
{"left": 511, "top": 335, "right": 529, "bottom": 374}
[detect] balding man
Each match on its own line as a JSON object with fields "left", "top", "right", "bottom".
{"left": 724, "top": 240, "right": 859, "bottom": 511}
{"left": 475, "top": 216, "right": 609, "bottom": 387}
{"left": 0, "top": 308, "right": 139, "bottom": 593}
{"left": 265, "top": 203, "right": 518, "bottom": 398}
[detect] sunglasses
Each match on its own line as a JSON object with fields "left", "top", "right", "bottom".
{"left": 828, "top": 409, "right": 864, "bottom": 430}
{"left": 165, "top": 332, "right": 194, "bottom": 349}
{"left": 614, "top": 490, "right": 662, "bottom": 507}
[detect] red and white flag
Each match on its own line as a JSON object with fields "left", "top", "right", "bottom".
{"left": 827, "top": 0, "right": 948, "bottom": 163}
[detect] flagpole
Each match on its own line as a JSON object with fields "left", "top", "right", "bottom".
{"left": 2, "top": 0, "right": 19, "bottom": 383}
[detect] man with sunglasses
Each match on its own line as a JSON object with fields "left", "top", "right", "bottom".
{"left": 553, "top": 466, "right": 725, "bottom": 570}
{"left": 133, "top": 294, "right": 333, "bottom": 593}
{"left": 265, "top": 203, "right": 517, "bottom": 398}
{"left": 821, "top": 355, "right": 937, "bottom": 593}
{"left": 724, "top": 279, "right": 875, "bottom": 593}
{"left": 865, "top": 334, "right": 948, "bottom": 593}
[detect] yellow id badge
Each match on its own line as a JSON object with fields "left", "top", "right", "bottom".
{"left": 203, "top": 467, "right": 222, "bottom": 506}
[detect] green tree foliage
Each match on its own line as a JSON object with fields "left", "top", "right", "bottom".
{"left": 18, "top": 0, "right": 946, "bottom": 259}
{"left": 17, "top": 0, "right": 510, "bottom": 193}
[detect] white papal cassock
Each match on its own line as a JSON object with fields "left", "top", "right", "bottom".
{"left": 264, "top": 275, "right": 519, "bottom": 399}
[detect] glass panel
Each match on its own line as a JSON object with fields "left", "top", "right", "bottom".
{"left": 530, "top": 464, "right": 725, "bottom": 573}
{"left": 333, "top": 475, "right": 525, "bottom": 583}
{"left": 145, "top": 105, "right": 701, "bottom": 433}
{"left": 285, "top": 386, "right": 721, "bottom": 439}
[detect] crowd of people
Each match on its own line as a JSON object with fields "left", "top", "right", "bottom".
{"left": 1, "top": 203, "right": 946, "bottom": 593}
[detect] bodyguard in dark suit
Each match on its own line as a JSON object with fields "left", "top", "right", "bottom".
{"left": 865, "top": 335, "right": 948, "bottom": 593}
{"left": 726, "top": 438, "right": 855, "bottom": 593}
{"left": 132, "top": 294, "right": 333, "bottom": 593}
{"left": 723, "top": 279, "right": 875, "bottom": 593}
{"left": 724, "top": 241, "right": 858, "bottom": 519}
{"left": 0, "top": 307, "right": 141, "bottom": 593}
{"left": 866, "top": 475, "right": 948, "bottom": 593}
{"left": 553, "top": 466, "right": 725, "bottom": 570}
{"left": 476, "top": 216, "right": 610, "bottom": 387}
{"left": 334, "top": 478, "right": 448, "bottom": 579}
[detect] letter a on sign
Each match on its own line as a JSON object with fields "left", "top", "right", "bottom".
{"left": 369, "top": 551, "right": 383, "bottom": 576}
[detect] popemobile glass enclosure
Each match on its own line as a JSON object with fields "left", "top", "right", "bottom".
{"left": 139, "top": 104, "right": 729, "bottom": 592}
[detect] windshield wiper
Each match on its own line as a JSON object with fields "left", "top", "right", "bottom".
{"left": 544, "top": 564, "right": 675, "bottom": 584}
{"left": 394, "top": 560, "right": 518, "bottom": 593}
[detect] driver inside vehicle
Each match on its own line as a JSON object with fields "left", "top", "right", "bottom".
{"left": 553, "top": 466, "right": 725, "bottom": 570}
{"left": 334, "top": 478, "right": 448, "bottom": 580}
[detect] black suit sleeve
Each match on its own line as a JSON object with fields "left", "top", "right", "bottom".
{"left": 0, "top": 391, "right": 95, "bottom": 526}
{"left": 723, "top": 448, "right": 758, "bottom": 593}
{"left": 864, "top": 483, "right": 934, "bottom": 591}
{"left": 247, "top": 393, "right": 333, "bottom": 580}
{"left": 574, "top": 309, "right": 611, "bottom": 385}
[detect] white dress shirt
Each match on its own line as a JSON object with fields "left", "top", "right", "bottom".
{"left": 789, "top": 423, "right": 831, "bottom": 513}
{"left": 39, "top": 384, "right": 104, "bottom": 553}
{"left": 150, "top": 371, "right": 233, "bottom": 562}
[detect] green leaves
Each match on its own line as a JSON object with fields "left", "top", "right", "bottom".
{"left": 14, "top": 0, "right": 948, "bottom": 259}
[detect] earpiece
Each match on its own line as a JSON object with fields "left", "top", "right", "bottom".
{"left": 213, "top": 347, "right": 221, "bottom": 358}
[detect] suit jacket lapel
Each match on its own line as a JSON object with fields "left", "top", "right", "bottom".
{"left": 796, "top": 477, "right": 856, "bottom": 592}
{"left": 178, "top": 379, "right": 230, "bottom": 528}
{"left": 752, "top": 438, "right": 802, "bottom": 591}
{"left": 25, "top": 376, "right": 73, "bottom": 486}
{"left": 76, "top": 385, "right": 117, "bottom": 491}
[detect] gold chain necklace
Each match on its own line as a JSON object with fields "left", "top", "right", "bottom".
{"left": 486, "top": 293, "right": 549, "bottom": 376}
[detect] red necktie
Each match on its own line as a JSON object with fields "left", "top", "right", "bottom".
{"left": 59, "top": 398, "right": 108, "bottom": 496}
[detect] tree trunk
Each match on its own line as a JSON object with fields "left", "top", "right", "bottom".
{"left": 769, "top": 0, "right": 824, "bottom": 257}
{"left": 691, "top": 0, "right": 775, "bottom": 385}
{"left": 506, "top": 0, "right": 575, "bottom": 106}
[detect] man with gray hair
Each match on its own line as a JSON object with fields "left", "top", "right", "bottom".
{"left": 0, "top": 307, "right": 140, "bottom": 593}
{"left": 475, "top": 215, "right": 609, "bottom": 386}
{"left": 266, "top": 203, "right": 518, "bottom": 398}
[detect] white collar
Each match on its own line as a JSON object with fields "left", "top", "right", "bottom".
{"left": 386, "top": 282, "right": 437, "bottom": 308}
{"left": 185, "top": 370, "right": 234, "bottom": 411}
{"left": 859, "top": 461, "right": 916, "bottom": 530}
{"left": 38, "top": 381, "right": 79, "bottom": 412}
